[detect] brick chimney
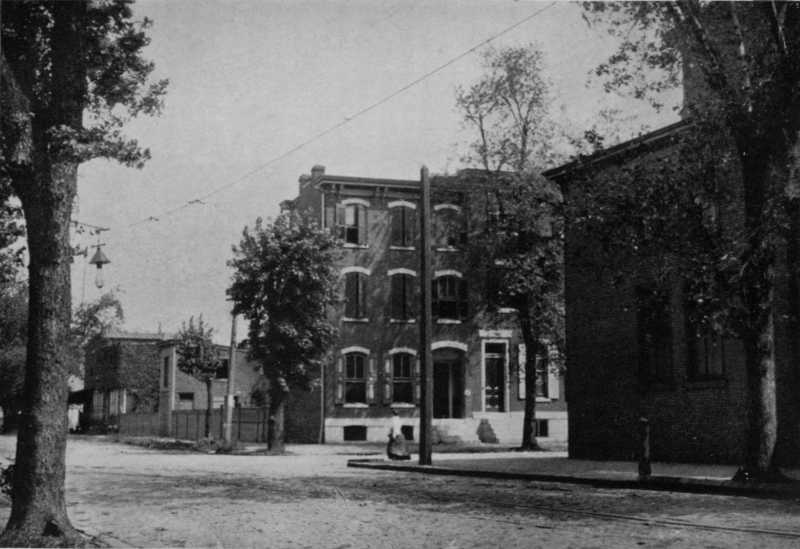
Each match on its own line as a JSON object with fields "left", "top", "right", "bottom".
{"left": 311, "top": 165, "right": 325, "bottom": 179}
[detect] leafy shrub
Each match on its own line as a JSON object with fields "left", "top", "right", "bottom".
{"left": 1, "top": 462, "right": 14, "bottom": 500}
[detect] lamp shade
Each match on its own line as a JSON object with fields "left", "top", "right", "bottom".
{"left": 89, "top": 247, "right": 110, "bottom": 267}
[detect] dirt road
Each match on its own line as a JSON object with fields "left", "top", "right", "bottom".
{"left": 1, "top": 435, "right": 799, "bottom": 548}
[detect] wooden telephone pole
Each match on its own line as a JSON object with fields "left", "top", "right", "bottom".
{"left": 223, "top": 312, "right": 237, "bottom": 444}
{"left": 419, "top": 166, "right": 434, "bottom": 465}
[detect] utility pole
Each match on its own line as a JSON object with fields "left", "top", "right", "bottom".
{"left": 419, "top": 166, "right": 433, "bottom": 465}
{"left": 223, "top": 311, "right": 237, "bottom": 444}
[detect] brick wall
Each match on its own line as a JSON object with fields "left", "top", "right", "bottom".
{"left": 561, "top": 134, "right": 800, "bottom": 466}
{"left": 295, "top": 167, "right": 566, "bottom": 444}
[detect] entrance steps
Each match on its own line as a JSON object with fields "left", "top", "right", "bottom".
{"left": 431, "top": 414, "right": 523, "bottom": 445}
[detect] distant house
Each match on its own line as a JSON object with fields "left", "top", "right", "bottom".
{"left": 285, "top": 165, "right": 566, "bottom": 445}
{"left": 83, "top": 331, "right": 167, "bottom": 426}
{"left": 157, "top": 341, "right": 322, "bottom": 442}
{"left": 157, "top": 341, "right": 262, "bottom": 412}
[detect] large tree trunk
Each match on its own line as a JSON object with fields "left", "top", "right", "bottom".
{"left": 1, "top": 2, "right": 86, "bottom": 543}
{"left": 267, "top": 386, "right": 287, "bottom": 453}
{"left": 734, "top": 153, "right": 781, "bottom": 481}
{"left": 1, "top": 166, "right": 80, "bottom": 546}
{"left": 519, "top": 307, "right": 541, "bottom": 451}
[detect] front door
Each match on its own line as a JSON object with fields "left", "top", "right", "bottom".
{"left": 483, "top": 342, "right": 506, "bottom": 412}
{"left": 433, "top": 359, "right": 464, "bottom": 418}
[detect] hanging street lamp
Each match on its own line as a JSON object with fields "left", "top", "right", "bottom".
{"left": 88, "top": 244, "right": 111, "bottom": 289}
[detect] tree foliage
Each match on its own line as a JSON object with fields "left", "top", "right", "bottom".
{"left": 0, "top": 288, "right": 123, "bottom": 432}
{"left": 175, "top": 316, "right": 220, "bottom": 382}
{"left": 456, "top": 45, "right": 558, "bottom": 172}
{"left": 175, "top": 316, "right": 220, "bottom": 439}
{"left": 1, "top": 0, "right": 168, "bottom": 173}
{"left": 456, "top": 44, "right": 565, "bottom": 450}
{"left": 228, "top": 211, "right": 339, "bottom": 451}
{"left": 1, "top": 0, "right": 166, "bottom": 543}
{"left": 0, "top": 281, "right": 26, "bottom": 431}
{"left": 580, "top": 1, "right": 800, "bottom": 478}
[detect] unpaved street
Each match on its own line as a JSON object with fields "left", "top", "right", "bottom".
{"left": 1, "top": 435, "right": 800, "bottom": 548}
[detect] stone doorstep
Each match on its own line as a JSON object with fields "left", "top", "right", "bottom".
{"left": 347, "top": 459, "right": 800, "bottom": 500}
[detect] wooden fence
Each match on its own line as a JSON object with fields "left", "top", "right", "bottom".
{"left": 119, "top": 406, "right": 269, "bottom": 442}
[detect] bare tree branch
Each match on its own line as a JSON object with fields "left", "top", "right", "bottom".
{"left": 670, "top": 1, "right": 740, "bottom": 109}
{"left": 729, "top": 2, "right": 752, "bottom": 112}
{"left": 769, "top": 0, "right": 789, "bottom": 56}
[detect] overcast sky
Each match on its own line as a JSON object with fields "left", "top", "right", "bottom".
{"left": 70, "top": 0, "right": 680, "bottom": 343}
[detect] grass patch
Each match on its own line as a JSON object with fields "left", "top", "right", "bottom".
{"left": 114, "top": 435, "right": 247, "bottom": 454}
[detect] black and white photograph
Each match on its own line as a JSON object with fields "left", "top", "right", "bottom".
{"left": 2, "top": 1, "right": 800, "bottom": 547}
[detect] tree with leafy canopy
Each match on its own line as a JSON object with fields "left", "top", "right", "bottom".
{"left": 456, "top": 45, "right": 564, "bottom": 450}
{"left": 228, "top": 212, "right": 339, "bottom": 453}
{"left": 580, "top": 1, "right": 800, "bottom": 481}
{"left": 0, "top": 0, "right": 166, "bottom": 544}
{"left": 175, "top": 316, "right": 221, "bottom": 439}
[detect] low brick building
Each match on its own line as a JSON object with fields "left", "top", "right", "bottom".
{"left": 83, "top": 331, "right": 166, "bottom": 426}
{"left": 157, "top": 341, "right": 322, "bottom": 442}
{"left": 555, "top": 120, "right": 800, "bottom": 466}
{"left": 287, "top": 166, "right": 566, "bottom": 444}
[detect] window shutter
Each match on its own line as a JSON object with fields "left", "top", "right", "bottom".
{"left": 358, "top": 274, "right": 367, "bottom": 318}
{"left": 432, "top": 278, "right": 439, "bottom": 319}
{"left": 335, "top": 203, "right": 346, "bottom": 239}
{"left": 517, "top": 344, "right": 526, "bottom": 399}
{"left": 367, "top": 356, "right": 377, "bottom": 404}
{"left": 390, "top": 209, "right": 403, "bottom": 246}
{"left": 548, "top": 344, "right": 560, "bottom": 399}
{"left": 324, "top": 201, "right": 335, "bottom": 233}
{"left": 404, "top": 275, "right": 416, "bottom": 319}
{"left": 383, "top": 356, "right": 393, "bottom": 404}
{"left": 406, "top": 208, "right": 417, "bottom": 246}
{"left": 458, "top": 279, "right": 469, "bottom": 319}
{"left": 345, "top": 274, "right": 356, "bottom": 318}
{"left": 357, "top": 204, "right": 368, "bottom": 245}
{"left": 334, "top": 357, "right": 344, "bottom": 404}
{"left": 390, "top": 275, "right": 403, "bottom": 319}
{"left": 414, "top": 356, "right": 421, "bottom": 404}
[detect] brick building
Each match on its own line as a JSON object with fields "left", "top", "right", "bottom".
{"left": 288, "top": 165, "right": 566, "bottom": 444}
{"left": 555, "top": 120, "right": 800, "bottom": 466}
{"left": 83, "top": 331, "right": 166, "bottom": 425}
{"left": 157, "top": 341, "right": 261, "bottom": 412}
{"left": 157, "top": 341, "right": 322, "bottom": 442}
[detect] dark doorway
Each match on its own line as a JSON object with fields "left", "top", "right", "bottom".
{"left": 433, "top": 352, "right": 464, "bottom": 418}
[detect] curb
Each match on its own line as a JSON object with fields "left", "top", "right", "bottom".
{"left": 347, "top": 459, "right": 800, "bottom": 500}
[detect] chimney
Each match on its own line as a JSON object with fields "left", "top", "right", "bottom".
{"left": 311, "top": 165, "right": 325, "bottom": 179}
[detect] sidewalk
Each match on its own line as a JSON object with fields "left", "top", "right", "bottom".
{"left": 348, "top": 451, "right": 800, "bottom": 499}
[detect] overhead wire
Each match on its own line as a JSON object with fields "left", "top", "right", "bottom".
{"left": 117, "top": 1, "right": 558, "bottom": 229}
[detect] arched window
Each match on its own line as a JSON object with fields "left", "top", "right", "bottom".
{"left": 391, "top": 352, "right": 415, "bottom": 404}
{"left": 343, "top": 271, "right": 368, "bottom": 319}
{"left": 433, "top": 273, "right": 468, "bottom": 320}
{"left": 334, "top": 347, "right": 376, "bottom": 406}
{"left": 389, "top": 202, "right": 417, "bottom": 248}
{"left": 383, "top": 348, "right": 418, "bottom": 405}
{"left": 336, "top": 200, "right": 369, "bottom": 245}
{"left": 344, "top": 352, "right": 367, "bottom": 404}
{"left": 389, "top": 270, "right": 416, "bottom": 321}
{"left": 434, "top": 204, "right": 465, "bottom": 249}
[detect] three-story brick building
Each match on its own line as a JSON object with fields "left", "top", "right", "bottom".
{"left": 288, "top": 165, "right": 566, "bottom": 444}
